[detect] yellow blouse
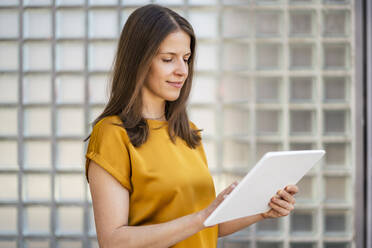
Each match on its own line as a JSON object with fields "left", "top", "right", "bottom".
{"left": 85, "top": 115, "right": 218, "bottom": 248}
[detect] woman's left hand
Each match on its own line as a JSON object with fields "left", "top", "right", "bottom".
{"left": 261, "top": 185, "right": 299, "bottom": 219}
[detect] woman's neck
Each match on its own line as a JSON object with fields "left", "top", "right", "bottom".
{"left": 141, "top": 89, "right": 166, "bottom": 121}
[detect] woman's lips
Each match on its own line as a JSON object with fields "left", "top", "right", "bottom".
{"left": 167, "top": 81, "right": 183, "bottom": 88}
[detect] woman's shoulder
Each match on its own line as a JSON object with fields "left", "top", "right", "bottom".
{"left": 189, "top": 120, "right": 200, "bottom": 130}
{"left": 93, "top": 115, "right": 130, "bottom": 140}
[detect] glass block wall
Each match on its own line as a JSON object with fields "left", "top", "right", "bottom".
{"left": 0, "top": 0, "right": 356, "bottom": 248}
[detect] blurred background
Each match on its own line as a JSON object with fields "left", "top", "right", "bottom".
{"left": 0, "top": 0, "right": 369, "bottom": 248}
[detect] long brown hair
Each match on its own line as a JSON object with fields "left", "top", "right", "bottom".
{"left": 84, "top": 4, "right": 202, "bottom": 148}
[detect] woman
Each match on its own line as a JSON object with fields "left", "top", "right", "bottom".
{"left": 84, "top": 4, "right": 298, "bottom": 248}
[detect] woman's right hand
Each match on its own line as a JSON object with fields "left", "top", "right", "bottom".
{"left": 196, "top": 181, "right": 238, "bottom": 227}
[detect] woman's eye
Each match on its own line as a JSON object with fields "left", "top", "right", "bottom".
{"left": 163, "top": 59, "right": 172, "bottom": 62}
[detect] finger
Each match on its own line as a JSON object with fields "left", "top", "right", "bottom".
{"left": 271, "top": 197, "right": 294, "bottom": 211}
{"left": 217, "top": 181, "right": 238, "bottom": 200}
{"left": 277, "top": 189, "right": 296, "bottom": 204}
{"left": 269, "top": 202, "right": 290, "bottom": 216}
{"left": 285, "top": 185, "right": 299, "bottom": 195}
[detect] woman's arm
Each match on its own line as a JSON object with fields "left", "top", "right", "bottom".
{"left": 217, "top": 185, "right": 299, "bottom": 237}
{"left": 88, "top": 160, "right": 237, "bottom": 248}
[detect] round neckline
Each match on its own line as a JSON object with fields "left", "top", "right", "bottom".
{"left": 145, "top": 118, "right": 168, "bottom": 125}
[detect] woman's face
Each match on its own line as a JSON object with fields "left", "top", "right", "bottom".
{"left": 143, "top": 30, "right": 191, "bottom": 102}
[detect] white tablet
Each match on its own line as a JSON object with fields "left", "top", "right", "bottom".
{"left": 204, "top": 150, "right": 325, "bottom": 227}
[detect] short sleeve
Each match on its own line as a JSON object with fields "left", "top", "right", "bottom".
{"left": 85, "top": 117, "right": 132, "bottom": 192}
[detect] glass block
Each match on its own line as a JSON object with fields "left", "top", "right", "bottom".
{"left": 0, "top": 140, "right": 18, "bottom": 168}
{"left": 290, "top": 210, "right": 315, "bottom": 234}
{"left": 323, "top": 10, "right": 349, "bottom": 36}
{"left": 56, "top": 75, "right": 84, "bottom": 103}
{"left": 88, "top": 42, "right": 116, "bottom": 71}
{"left": 57, "top": 141, "right": 84, "bottom": 169}
{"left": 256, "top": 43, "right": 281, "bottom": 70}
{"left": 24, "top": 141, "right": 51, "bottom": 169}
{"left": 256, "top": 110, "right": 280, "bottom": 134}
{"left": 190, "top": 0, "right": 216, "bottom": 4}
{"left": 23, "top": 9, "right": 51, "bottom": 38}
{"left": 222, "top": 8, "right": 250, "bottom": 37}
{"left": 290, "top": 77, "right": 313, "bottom": 102}
{"left": 89, "top": 74, "right": 109, "bottom": 104}
{"left": 256, "top": 143, "right": 281, "bottom": 161}
{"left": 324, "top": 210, "right": 349, "bottom": 234}
{"left": 290, "top": 110, "right": 314, "bottom": 134}
{"left": 0, "top": 206, "right": 17, "bottom": 233}
{"left": 24, "top": 240, "right": 49, "bottom": 248}
{"left": 89, "top": 106, "right": 104, "bottom": 124}
{"left": 23, "top": 74, "right": 51, "bottom": 103}
{"left": 154, "top": 0, "right": 183, "bottom": 4}
{"left": 0, "top": 42, "right": 18, "bottom": 70}
{"left": 324, "top": 77, "right": 347, "bottom": 102}
{"left": 289, "top": 44, "right": 314, "bottom": 69}
{"left": 89, "top": 0, "right": 117, "bottom": 4}
{"left": 324, "top": 143, "right": 347, "bottom": 167}
{"left": 57, "top": 240, "right": 82, "bottom": 248}
{"left": 0, "top": 174, "right": 17, "bottom": 200}
{"left": 24, "top": 108, "right": 51, "bottom": 136}
{"left": 23, "top": 174, "right": 51, "bottom": 201}
{"left": 189, "top": 9, "right": 218, "bottom": 38}
{"left": 89, "top": 10, "right": 118, "bottom": 38}
{"left": 56, "top": 108, "right": 84, "bottom": 136}
{"left": 203, "top": 141, "right": 216, "bottom": 169}
{"left": 188, "top": 108, "right": 215, "bottom": 136}
{"left": 121, "top": 8, "right": 135, "bottom": 28}
{"left": 290, "top": 11, "right": 313, "bottom": 36}
{"left": 0, "top": 108, "right": 17, "bottom": 135}
{"left": 324, "top": 110, "right": 346, "bottom": 134}
{"left": 255, "top": 11, "right": 281, "bottom": 37}
{"left": 221, "top": 75, "right": 251, "bottom": 102}
{"left": 55, "top": 174, "right": 85, "bottom": 201}
{"left": 189, "top": 75, "right": 216, "bottom": 104}
{"left": 290, "top": 243, "right": 315, "bottom": 248}
{"left": 256, "top": 77, "right": 281, "bottom": 103}
{"left": 324, "top": 243, "right": 350, "bottom": 248}
{"left": 290, "top": 143, "right": 313, "bottom": 151}
{"left": 122, "top": 0, "right": 151, "bottom": 4}
{"left": 223, "top": 42, "right": 249, "bottom": 71}
{"left": 90, "top": 239, "right": 99, "bottom": 248}
{"left": 223, "top": 140, "right": 250, "bottom": 169}
{"left": 295, "top": 176, "right": 314, "bottom": 201}
{"left": 0, "top": 0, "right": 19, "bottom": 6}
{"left": 56, "top": 0, "right": 84, "bottom": 5}
{"left": 222, "top": 0, "right": 247, "bottom": 4}
{"left": 323, "top": 44, "right": 348, "bottom": 69}
{"left": 324, "top": 176, "right": 347, "bottom": 203}
{"left": 256, "top": 242, "right": 283, "bottom": 248}
{"left": 24, "top": 0, "right": 51, "bottom": 4}
{"left": 224, "top": 107, "right": 250, "bottom": 136}
{"left": 224, "top": 240, "right": 250, "bottom": 248}
{"left": 23, "top": 42, "right": 51, "bottom": 71}
{"left": 56, "top": 42, "right": 84, "bottom": 71}
{"left": 56, "top": 9, "right": 84, "bottom": 38}
{"left": 256, "top": 218, "right": 281, "bottom": 233}
{"left": 195, "top": 42, "right": 218, "bottom": 71}
{"left": 24, "top": 206, "right": 50, "bottom": 234}
{"left": 56, "top": 206, "right": 83, "bottom": 234}
{"left": 89, "top": 206, "right": 96, "bottom": 235}
{"left": 0, "top": 10, "right": 18, "bottom": 38}
{"left": 0, "top": 74, "right": 18, "bottom": 103}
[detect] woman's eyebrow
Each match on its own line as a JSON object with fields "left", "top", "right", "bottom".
{"left": 159, "top": 52, "right": 191, "bottom": 56}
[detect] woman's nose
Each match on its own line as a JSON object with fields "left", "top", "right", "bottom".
{"left": 175, "top": 58, "right": 188, "bottom": 76}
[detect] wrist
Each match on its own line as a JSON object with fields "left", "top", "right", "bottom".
{"left": 260, "top": 212, "right": 267, "bottom": 220}
{"left": 193, "top": 211, "right": 206, "bottom": 231}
